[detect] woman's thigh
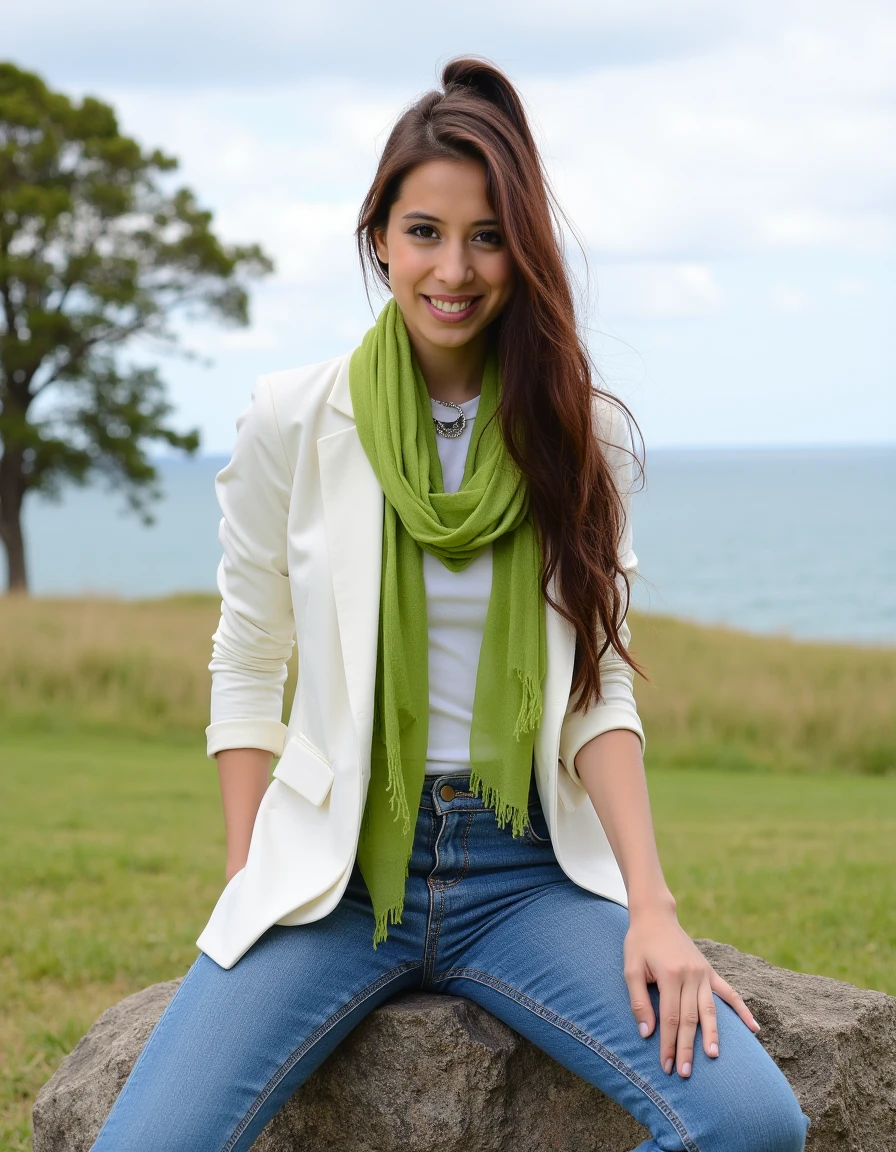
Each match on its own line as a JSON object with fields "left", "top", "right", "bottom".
{"left": 90, "top": 877, "right": 424, "bottom": 1152}
{"left": 434, "top": 876, "right": 810, "bottom": 1152}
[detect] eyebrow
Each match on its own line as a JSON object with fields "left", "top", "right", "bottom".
{"left": 401, "top": 211, "right": 501, "bottom": 227}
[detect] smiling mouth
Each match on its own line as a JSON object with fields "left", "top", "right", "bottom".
{"left": 422, "top": 295, "right": 482, "bottom": 319}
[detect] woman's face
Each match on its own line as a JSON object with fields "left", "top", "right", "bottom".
{"left": 373, "top": 157, "right": 515, "bottom": 359}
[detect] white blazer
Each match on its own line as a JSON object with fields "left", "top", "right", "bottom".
{"left": 196, "top": 348, "right": 646, "bottom": 969}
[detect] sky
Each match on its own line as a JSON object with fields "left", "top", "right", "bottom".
{"left": 6, "top": 0, "right": 895, "bottom": 451}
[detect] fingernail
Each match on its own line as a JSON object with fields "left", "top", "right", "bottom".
{"left": 752, "top": 1018, "right": 761, "bottom": 1031}
{"left": 639, "top": 1022, "right": 649, "bottom": 1038}
{"left": 710, "top": 1042, "right": 719, "bottom": 1056}
{"left": 682, "top": 1062, "right": 691, "bottom": 1076}
{"left": 664, "top": 1058, "right": 673, "bottom": 1074}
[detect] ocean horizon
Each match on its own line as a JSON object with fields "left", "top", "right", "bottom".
{"left": 17, "top": 444, "right": 896, "bottom": 648}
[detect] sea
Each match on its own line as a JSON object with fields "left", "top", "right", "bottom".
{"left": 19, "top": 446, "right": 896, "bottom": 647}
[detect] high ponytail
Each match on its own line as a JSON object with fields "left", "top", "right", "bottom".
{"left": 356, "top": 57, "right": 647, "bottom": 712}
{"left": 441, "top": 57, "right": 538, "bottom": 157}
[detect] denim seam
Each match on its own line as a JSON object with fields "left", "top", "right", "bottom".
{"left": 423, "top": 884, "right": 444, "bottom": 986}
{"left": 422, "top": 810, "right": 440, "bottom": 984}
{"left": 432, "top": 810, "right": 473, "bottom": 891}
{"left": 424, "top": 810, "right": 474, "bottom": 983}
{"left": 427, "top": 808, "right": 470, "bottom": 892}
{"left": 222, "top": 961, "right": 424, "bottom": 1152}
{"left": 427, "top": 819, "right": 455, "bottom": 980}
{"left": 432, "top": 966, "right": 700, "bottom": 1152}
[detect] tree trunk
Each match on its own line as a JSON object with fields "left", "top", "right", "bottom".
{"left": 0, "top": 447, "right": 28, "bottom": 594}
{"left": 0, "top": 509, "right": 28, "bottom": 593}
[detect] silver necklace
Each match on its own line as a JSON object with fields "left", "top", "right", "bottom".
{"left": 431, "top": 399, "right": 466, "bottom": 439}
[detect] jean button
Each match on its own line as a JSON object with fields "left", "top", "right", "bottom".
{"left": 439, "top": 784, "right": 456, "bottom": 802}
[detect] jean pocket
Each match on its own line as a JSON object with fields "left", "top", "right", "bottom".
{"left": 522, "top": 798, "right": 552, "bottom": 846}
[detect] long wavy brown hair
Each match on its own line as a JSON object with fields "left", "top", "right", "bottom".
{"left": 355, "top": 56, "right": 646, "bottom": 712}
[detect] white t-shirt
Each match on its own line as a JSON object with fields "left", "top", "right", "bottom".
{"left": 423, "top": 394, "right": 492, "bottom": 773}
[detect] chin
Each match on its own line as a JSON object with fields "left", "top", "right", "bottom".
{"left": 428, "top": 327, "right": 486, "bottom": 349}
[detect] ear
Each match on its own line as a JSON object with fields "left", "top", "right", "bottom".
{"left": 373, "top": 225, "right": 388, "bottom": 266}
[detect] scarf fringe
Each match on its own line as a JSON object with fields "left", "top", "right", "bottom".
{"left": 513, "top": 669, "right": 543, "bottom": 741}
{"left": 386, "top": 740, "right": 411, "bottom": 834}
{"left": 469, "top": 768, "right": 530, "bottom": 839}
{"left": 371, "top": 835, "right": 413, "bottom": 949}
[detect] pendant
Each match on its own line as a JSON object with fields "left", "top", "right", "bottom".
{"left": 432, "top": 399, "right": 466, "bottom": 439}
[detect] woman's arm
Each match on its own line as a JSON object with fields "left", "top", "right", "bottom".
{"left": 204, "top": 375, "right": 297, "bottom": 881}
{"left": 574, "top": 729, "right": 674, "bottom": 911}
{"left": 206, "top": 374, "right": 296, "bottom": 762}
{"left": 216, "top": 748, "right": 273, "bottom": 882}
{"left": 575, "top": 731, "right": 761, "bottom": 1081}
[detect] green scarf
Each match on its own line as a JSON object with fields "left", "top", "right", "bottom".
{"left": 349, "top": 297, "right": 547, "bottom": 948}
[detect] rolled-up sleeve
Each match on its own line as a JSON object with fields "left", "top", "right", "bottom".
{"left": 205, "top": 375, "right": 296, "bottom": 759}
{"left": 558, "top": 397, "right": 646, "bottom": 784}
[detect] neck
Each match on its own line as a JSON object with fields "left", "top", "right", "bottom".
{"left": 408, "top": 329, "right": 490, "bottom": 406}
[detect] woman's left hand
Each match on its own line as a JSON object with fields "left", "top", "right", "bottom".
{"left": 623, "top": 904, "right": 761, "bottom": 1078}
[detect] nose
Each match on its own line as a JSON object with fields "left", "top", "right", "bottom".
{"left": 434, "top": 241, "right": 474, "bottom": 289}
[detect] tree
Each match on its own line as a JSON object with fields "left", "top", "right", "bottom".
{"left": 0, "top": 62, "right": 274, "bottom": 592}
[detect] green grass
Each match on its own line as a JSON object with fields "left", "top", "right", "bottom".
{"left": 2, "top": 731, "right": 894, "bottom": 1150}
{"left": 0, "top": 733, "right": 224, "bottom": 1152}
{"left": 2, "top": 597, "right": 895, "bottom": 777}
{"left": 1, "top": 596, "right": 894, "bottom": 1148}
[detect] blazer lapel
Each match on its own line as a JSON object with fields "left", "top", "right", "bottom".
{"left": 318, "top": 354, "right": 384, "bottom": 766}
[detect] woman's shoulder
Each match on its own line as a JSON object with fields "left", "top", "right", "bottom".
{"left": 253, "top": 348, "right": 356, "bottom": 460}
{"left": 261, "top": 350, "right": 353, "bottom": 420}
{"left": 228, "top": 350, "right": 355, "bottom": 478}
{"left": 590, "top": 389, "right": 635, "bottom": 459}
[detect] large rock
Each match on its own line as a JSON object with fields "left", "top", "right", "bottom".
{"left": 32, "top": 939, "right": 896, "bottom": 1152}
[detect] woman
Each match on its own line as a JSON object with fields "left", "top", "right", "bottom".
{"left": 91, "top": 57, "right": 810, "bottom": 1152}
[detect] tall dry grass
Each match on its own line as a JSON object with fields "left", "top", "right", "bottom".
{"left": 632, "top": 613, "right": 896, "bottom": 775}
{"left": 0, "top": 595, "right": 296, "bottom": 739}
{"left": 0, "top": 595, "right": 893, "bottom": 774}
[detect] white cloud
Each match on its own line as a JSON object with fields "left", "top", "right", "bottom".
{"left": 769, "top": 284, "right": 809, "bottom": 314}
{"left": 833, "top": 277, "right": 868, "bottom": 296}
{"left": 598, "top": 263, "right": 723, "bottom": 318}
{"left": 757, "top": 210, "right": 893, "bottom": 252}
{"left": 7, "top": 0, "right": 757, "bottom": 87}
{"left": 5, "top": 0, "right": 894, "bottom": 446}
{"left": 528, "top": 12, "right": 896, "bottom": 261}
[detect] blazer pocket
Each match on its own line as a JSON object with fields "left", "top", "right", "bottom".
{"left": 273, "top": 734, "right": 335, "bottom": 806}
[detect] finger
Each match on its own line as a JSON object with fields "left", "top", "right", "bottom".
{"left": 676, "top": 980, "right": 700, "bottom": 1077}
{"left": 699, "top": 980, "right": 720, "bottom": 1058}
{"left": 658, "top": 976, "right": 682, "bottom": 1074}
{"left": 710, "top": 973, "right": 761, "bottom": 1033}
{"left": 625, "top": 965, "right": 656, "bottom": 1039}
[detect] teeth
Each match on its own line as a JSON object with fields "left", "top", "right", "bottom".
{"left": 428, "top": 297, "right": 475, "bottom": 313}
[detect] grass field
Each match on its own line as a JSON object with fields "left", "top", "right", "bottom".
{"left": 2, "top": 595, "right": 894, "bottom": 776}
{"left": 1, "top": 596, "right": 895, "bottom": 1150}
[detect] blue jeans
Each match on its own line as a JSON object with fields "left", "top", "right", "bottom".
{"left": 91, "top": 771, "right": 810, "bottom": 1152}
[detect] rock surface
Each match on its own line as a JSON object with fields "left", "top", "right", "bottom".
{"left": 33, "top": 939, "right": 896, "bottom": 1152}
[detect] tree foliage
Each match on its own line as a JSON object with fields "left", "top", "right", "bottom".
{"left": 0, "top": 62, "right": 274, "bottom": 591}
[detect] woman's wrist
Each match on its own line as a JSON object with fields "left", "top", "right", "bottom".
{"left": 225, "top": 853, "right": 248, "bottom": 882}
{"left": 627, "top": 887, "right": 678, "bottom": 918}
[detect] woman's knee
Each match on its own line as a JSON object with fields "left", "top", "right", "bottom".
{"left": 704, "top": 1071, "right": 810, "bottom": 1152}
{"left": 760, "top": 1098, "right": 810, "bottom": 1152}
